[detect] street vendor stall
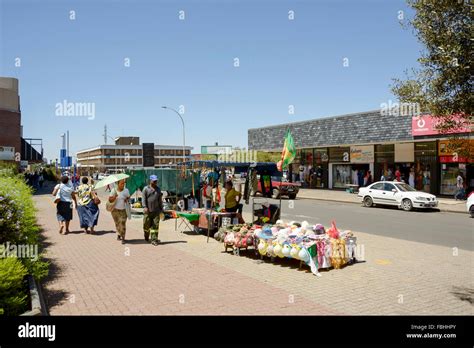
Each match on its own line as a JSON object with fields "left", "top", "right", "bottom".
{"left": 181, "top": 160, "right": 283, "bottom": 242}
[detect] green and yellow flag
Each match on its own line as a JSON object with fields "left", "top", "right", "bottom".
{"left": 277, "top": 129, "right": 296, "bottom": 171}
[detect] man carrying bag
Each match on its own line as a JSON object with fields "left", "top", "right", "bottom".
{"left": 142, "top": 175, "right": 163, "bottom": 246}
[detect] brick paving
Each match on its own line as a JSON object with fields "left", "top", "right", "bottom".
{"left": 35, "top": 188, "right": 473, "bottom": 315}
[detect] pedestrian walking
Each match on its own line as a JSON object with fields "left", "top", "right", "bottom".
{"left": 142, "top": 175, "right": 163, "bottom": 246}
{"left": 52, "top": 176, "right": 77, "bottom": 235}
{"left": 454, "top": 172, "right": 465, "bottom": 200}
{"left": 108, "top": 179, "right": 130, "bottom": 244}
{"left": 39, "top": 172, "right": 44, "bottom": 188}
{"left": 76, "top": 177, "right": 101, "bottom": 234}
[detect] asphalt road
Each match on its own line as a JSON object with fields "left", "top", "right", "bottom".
{"left": 244, "top": 197, "right": 474, "bottom": 251}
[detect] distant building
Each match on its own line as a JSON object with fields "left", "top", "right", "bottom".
{"left": 76, "top": 136, "right": 192, "bottom": 173}
{"left": 0, "top": 77, "right": 43, "bottom": 166}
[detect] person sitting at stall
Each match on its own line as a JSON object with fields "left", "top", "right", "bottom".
{"left": 224, "top": 181, "right": 243, "bottom": 214}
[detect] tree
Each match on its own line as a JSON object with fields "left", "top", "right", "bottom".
{"left": 392, "top": 0, "right": 473, "bottom": 159}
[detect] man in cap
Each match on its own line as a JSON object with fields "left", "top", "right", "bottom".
{"left": 142, "top": 175, "right": 163, "bottom": 246}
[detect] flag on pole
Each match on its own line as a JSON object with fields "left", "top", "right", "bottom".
{"left": 277, "top": 129, "right": 296, "bottom": 171}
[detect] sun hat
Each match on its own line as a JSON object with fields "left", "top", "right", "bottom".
{"left": 290, "top": 246, "right": 300, "bottom": 259}
{"left": 256, "top": 227, "right": 274, "bottom": 240}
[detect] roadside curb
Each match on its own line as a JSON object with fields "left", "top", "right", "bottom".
{"left": 297, "top": 195, "right": 466, "bottom": 214}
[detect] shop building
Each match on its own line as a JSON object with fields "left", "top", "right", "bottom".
{"left": 76, "top": 136, "right": 192, "bottom": 173}
{"left": 248, "top": 110, "right": 473, "bottom": 196}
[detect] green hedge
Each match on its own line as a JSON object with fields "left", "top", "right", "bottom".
{"left": 0, "top": 257, "right": 28, "bottom": 316}
{"left": 0, "top": 168, "right": 49, "bottom": 315}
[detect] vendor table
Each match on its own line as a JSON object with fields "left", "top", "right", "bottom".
{"left": 164, "top": 210, "right": 200, "bottom": 234}
{"left": 192, "top": 209, "right": 242, "bottom": 242}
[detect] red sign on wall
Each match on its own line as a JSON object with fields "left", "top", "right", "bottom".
{"left": 439, "top": 156, "right": 472, "bottom": 163}
{"left": 412, "top": 115, "right": 471, "bottom": 136}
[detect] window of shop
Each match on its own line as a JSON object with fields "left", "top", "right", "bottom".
{"left": 414, "top": 142, "right": 437, "bottom": 193}
{"left": 313, "top": 148, "right": 329, "bottom": 188}
{"left": 440, "top": 163, "right": 466, "bottom": 196}
{"left": 329, "top": 147, "right": 350, "bottom": 189}
{"left": 375, "top": 144, "right": 395, "bottom": 180}
{"left": 299, "top": 149, "right": 314, "bottom": 187}
{"left": 332, "top": 164, "right": 352, "bottom": 188}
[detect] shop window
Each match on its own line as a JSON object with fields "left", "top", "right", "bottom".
{"left": 332, "top": 164, "right": 352, "bottom": 188}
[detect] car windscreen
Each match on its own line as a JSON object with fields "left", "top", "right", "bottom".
{"left": 395, "top": 183, "right": 417, "bottom": 192}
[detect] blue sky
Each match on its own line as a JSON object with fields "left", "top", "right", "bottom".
{"left": 0, "top": 0, "right": 422, "bottom": 161}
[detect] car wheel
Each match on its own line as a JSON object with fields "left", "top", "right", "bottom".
{"left": 470, "top": 206, "right": 474, "bottom": 218}
{"left": 288, "top": 194, "right": 297, "bottom": 200}
{"left": 402, "top": 198, "right": 413, "bottom": 211}
{"left": 363, "top": 196, "right": 373, "bottom": 207}
{"left": 272, "top": 189, "right": 280, "bottom": 199}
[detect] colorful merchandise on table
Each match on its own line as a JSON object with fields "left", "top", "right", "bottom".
{"left": 216, "top": 219, "right": 358, "bottom": 277}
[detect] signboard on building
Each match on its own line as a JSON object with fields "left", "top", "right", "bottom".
{"left": 142, "top": 143, "right": 155, "bottom": 167}
{"left": 350, "top": 145, "right": 374, "bottom": 163}
{"left": 329, "top": 147, "right": 350, "bottom": 162}
{"left": 412, "top": 115, "right": 472, "bottom": 136}
{"left": 0, "top": 146, "right": 15, "bottom": 161}
{"left": 201, "top": 145, "right": 232, "bottom": 155}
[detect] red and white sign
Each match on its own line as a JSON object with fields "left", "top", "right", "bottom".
{"left": 439, "top": 156, "right": 472, "bottom": 164}
{"left": 412, "top": 115, "right": 471, "bottom": 136}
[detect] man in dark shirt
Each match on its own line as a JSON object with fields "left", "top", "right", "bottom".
{"left": 142, "top": 175, "right": 163, "bottom": 246}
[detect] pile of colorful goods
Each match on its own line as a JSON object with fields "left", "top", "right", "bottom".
{"left": 215, "top": 220, "right": 358, "bottom": 277}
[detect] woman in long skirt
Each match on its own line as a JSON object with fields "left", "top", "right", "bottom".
{"left": 52, "top": 176, "right": 77, "bottom": 234}
{"left": 76, "top": 177, "right": 100, "bottom": 234}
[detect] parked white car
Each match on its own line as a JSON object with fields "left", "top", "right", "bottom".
{"left": 467, "top": 192, "right": 474, "bottom": 218}
{"left": 358, "top": 181, "right": 438, "bottom": 211}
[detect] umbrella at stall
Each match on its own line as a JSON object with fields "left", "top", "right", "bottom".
{"left": 93, "top": 173, "right": 130, "bottom": 190}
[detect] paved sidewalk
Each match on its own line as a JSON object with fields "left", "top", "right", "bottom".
{"left": 298, "top": 188, "right": 468, "bottom": 214}
{"left": 35, "top": 188, "right": 473, "bottom": 315}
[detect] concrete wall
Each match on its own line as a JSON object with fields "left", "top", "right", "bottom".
{"left": 0, "top": 77, "right": 20, "bottom": 112}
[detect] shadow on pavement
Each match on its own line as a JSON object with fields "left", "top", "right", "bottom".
{"left": 90, "top": 230, "right": 116, "bottom": 236}
{"left": 451, "top": 286, "right": 474, "bottom": 305}
{"left": 371, "top": 204, "right": 441, "bottom": 213}
{"left": 158, "top": 240, "right": 187, "bottom": 245}
{"left": 32, "top": 181, "right": 57, "bottom": 196}
{"left": 38, "top": 228, "right": 70, "bottom": 313}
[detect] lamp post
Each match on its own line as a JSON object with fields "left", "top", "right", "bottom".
{"left": 161, "top": 106, "right": 186, "bottom": 165}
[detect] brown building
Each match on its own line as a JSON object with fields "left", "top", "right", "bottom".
{"left": 0, "top": 77, "right": 21, "bottom": 161}
{"left": 76, "top": 136, "right": 192, "bottom": 173}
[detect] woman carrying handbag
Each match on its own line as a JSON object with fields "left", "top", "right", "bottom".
{"left": 108, "top": 179, "right": 130, "bottom": 244}
{"left": 76, "top": 177, "right": 101, "bottom": 234}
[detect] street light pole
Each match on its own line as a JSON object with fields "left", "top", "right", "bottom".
{"left": 161, "top": 106, "right": 186, "bottom": 165}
